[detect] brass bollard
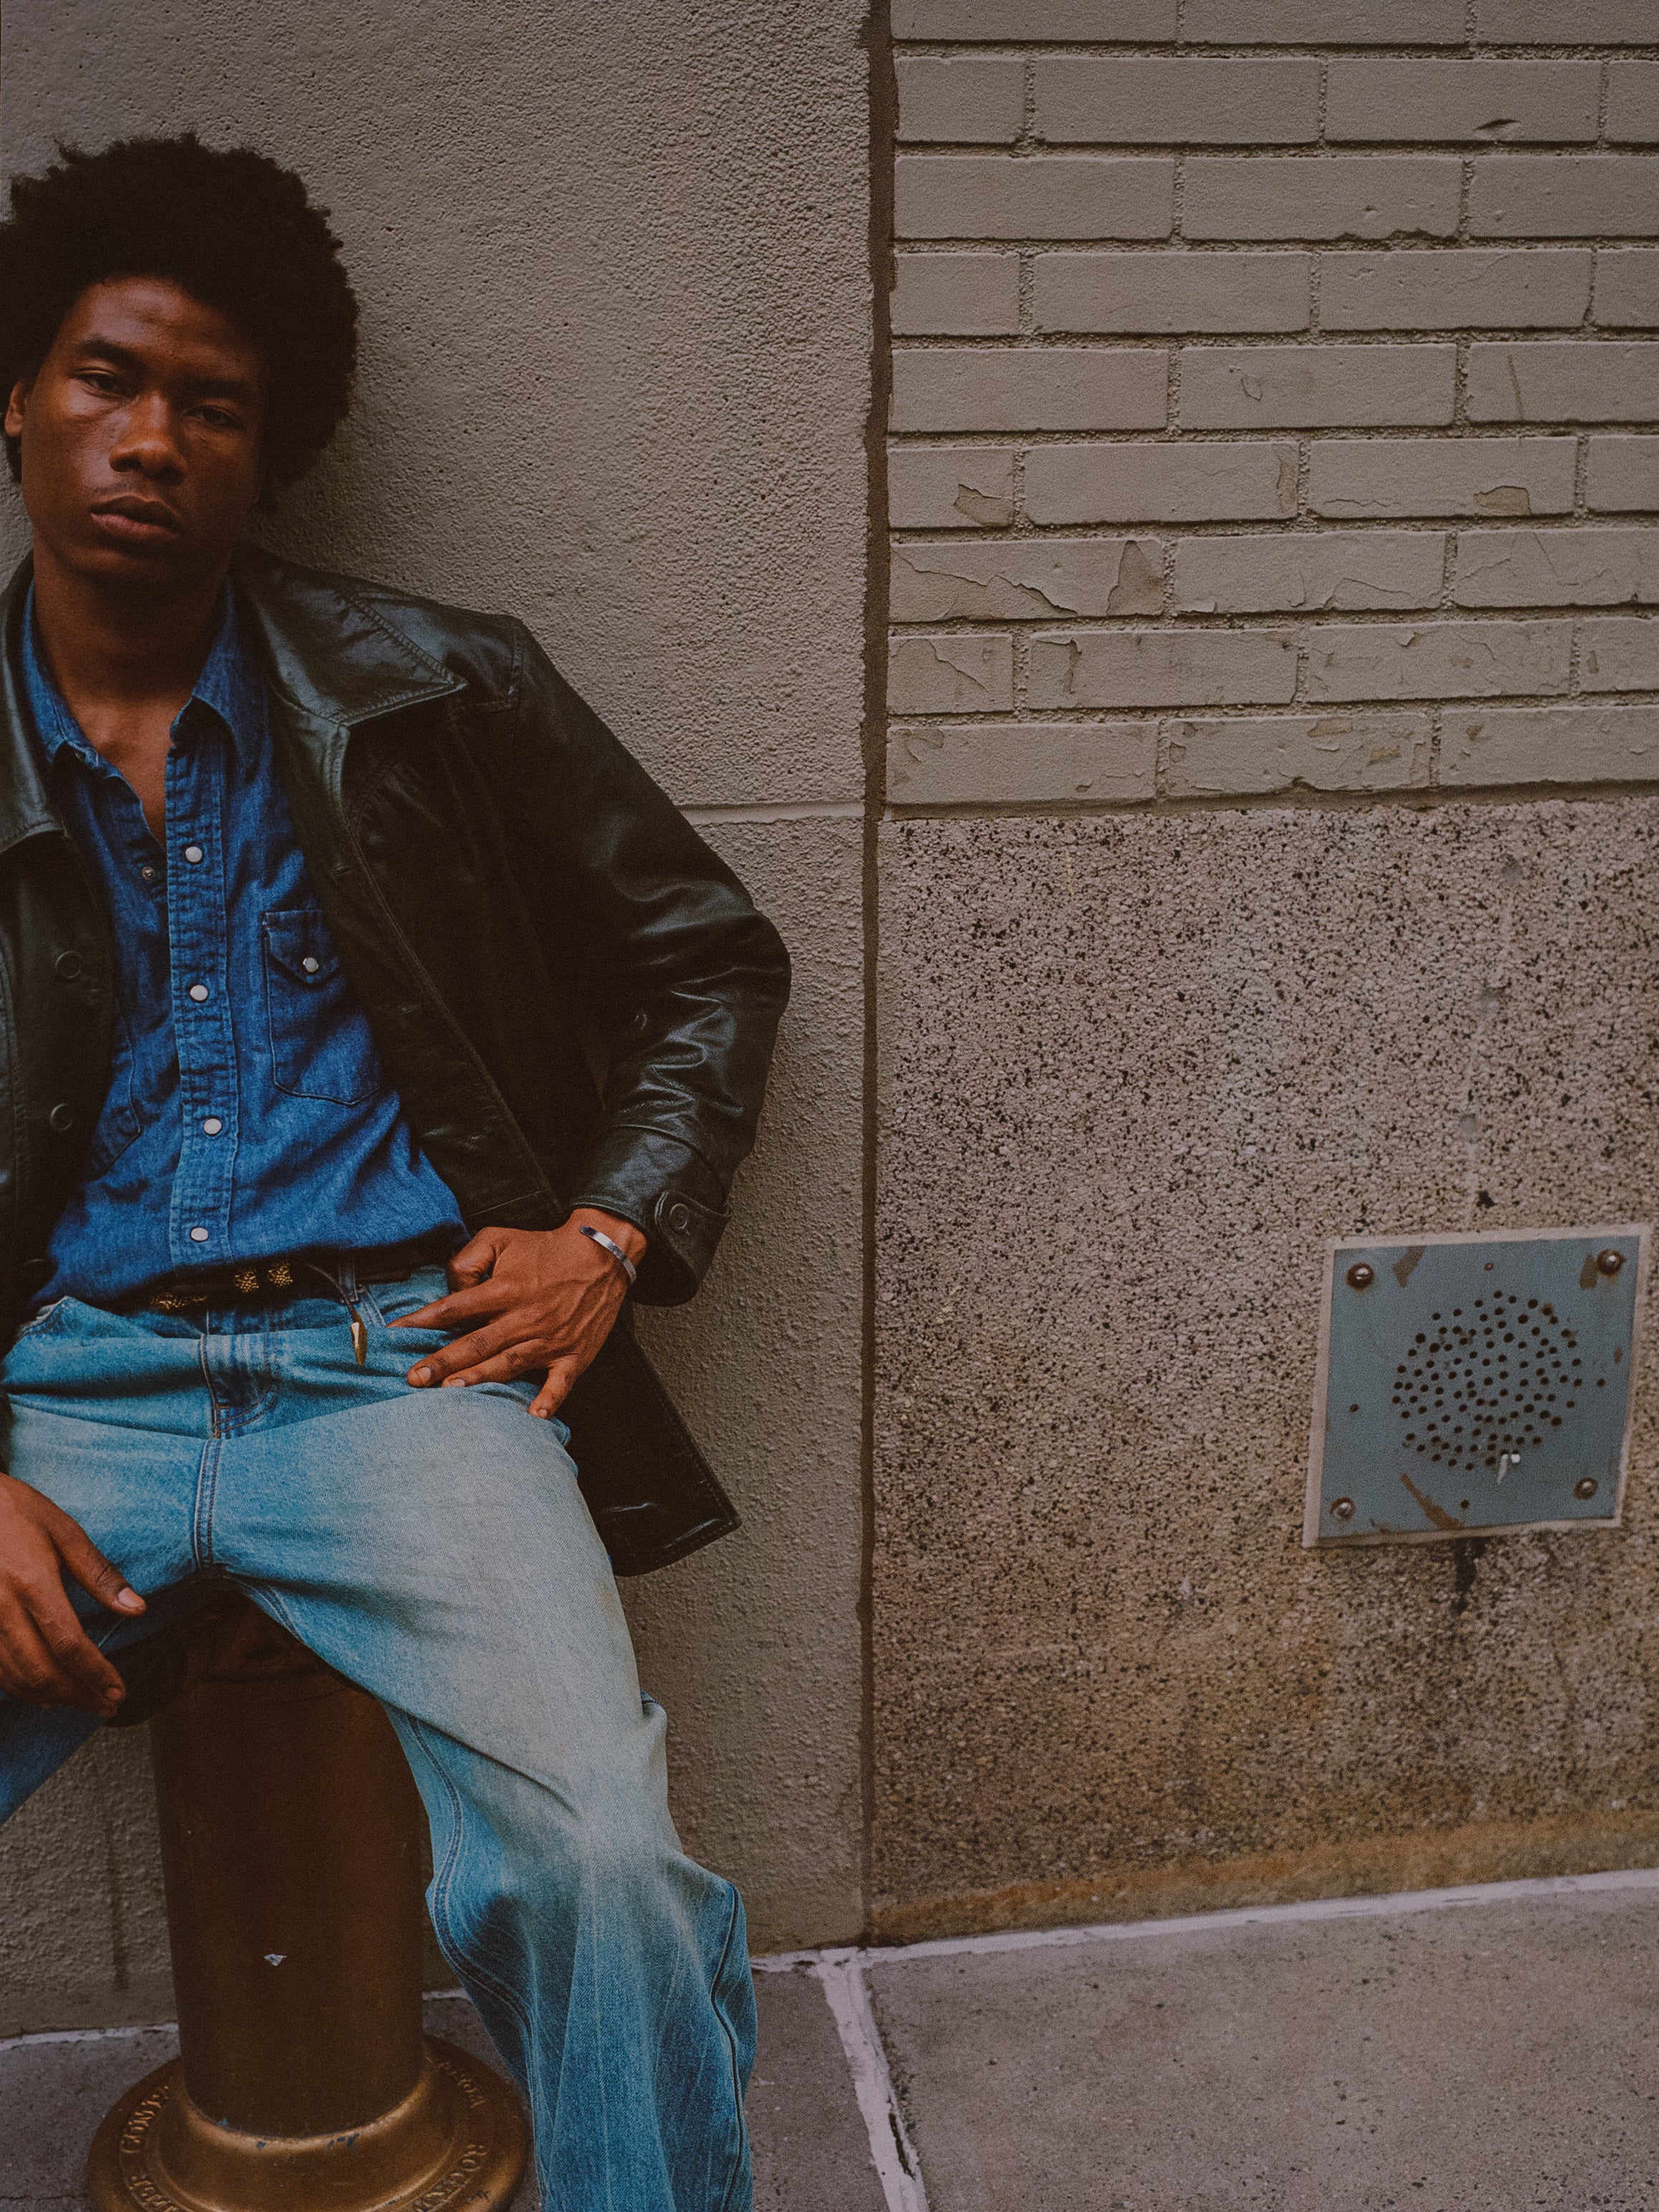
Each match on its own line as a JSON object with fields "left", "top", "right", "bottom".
{"left": 87, "top": 1598, "right": 529, "bottom": 2212}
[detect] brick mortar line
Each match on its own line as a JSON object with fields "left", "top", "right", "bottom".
{"left": 905, "top": 325, "right": 1652, "bottom": 341}
{"left": 890, "top": 612, "right": 1659, "bottom": 629}
{"left": 896, "top": 241, "right": 1658, "bottom": 252}
{"left": 881, "top": 778, "right": 1659, "bottom": 824}
{"left": 891, "top": 42, "right": 1659, "bottom": 59}
{"left": 887, "top": 697, "right": 1659, "bottom": 719}
{"left": 887, "top": 423, "right": 1657, "bottom": 436}
{"left": 894, "top": 248, "right": 1659, "bottom": 262}
{"left": 890, "top": 521, "right": 1659, "bottom": 536}
{"left": 899, "top": 138, "right": 1656, "bottom": 151}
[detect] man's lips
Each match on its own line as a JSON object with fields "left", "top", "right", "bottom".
{"left": 90, "top": 496, "right": 183, "bottom": 543}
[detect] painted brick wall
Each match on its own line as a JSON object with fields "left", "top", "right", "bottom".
{"left": 886, "top": 2, "right": 1659, "bottom": 813}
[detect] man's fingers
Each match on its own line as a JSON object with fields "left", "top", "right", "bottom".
{"left": 36, "top": 1600, "right": 127, "bottom": 1709}
{"left": 52, "top": 1521, "right": 145, "bottom": 1618}
{"left": 530, "top": 1359, "right": 582, "bottom": 1420}
{"left": 445, "top": 1230, "right": 507, "bottom": 1291}
{"left": 0, "top": 1589, "right": 118, "bottom": 1713}
{"left": 390, "top": 1280, "right": 512, "bottom": 1333}
{"left": 430, "top": 1341, "right": 549, "bottom": 1391}
{"left": 405, "top": 1319, "right": 523, "bottom": 1388}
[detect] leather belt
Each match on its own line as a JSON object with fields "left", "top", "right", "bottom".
{"left": 137, "top": 1237, "right": 452, "bottom": 1315}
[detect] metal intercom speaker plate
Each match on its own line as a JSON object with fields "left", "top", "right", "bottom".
{"left": 1305, "top": 1226, "right": 1650, "bottom": 1547}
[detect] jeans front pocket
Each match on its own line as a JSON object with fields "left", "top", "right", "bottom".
{"left": 262, "top": 907, "right": 382, "bottom": 1106}
{"left": 362, "top": 1267, "right": 454, "bottom": 1329}
{"left": 11, "top": 1297, "right": 72, "bottom": 1342}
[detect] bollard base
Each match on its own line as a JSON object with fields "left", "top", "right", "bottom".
{"left": 85, "top": 2034, "right": 530, "bottom": 2212}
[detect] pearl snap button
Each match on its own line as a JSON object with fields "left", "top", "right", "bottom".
{"left": 188, "top": 1227, "right": 210, "bottom": 1243}
{"left": 183, "top": 844, "right": 204, "bottom": 864}
{"left": 301, "top": 955, "right": 321, "bottom": 975}
{"left": 202, "top": 1117, "right": 223, "bottom": 1135}
{"left": 188, "top": 983, "right": 209, "bottom": 1003}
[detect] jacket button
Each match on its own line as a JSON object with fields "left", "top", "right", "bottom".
{"left": 666, "top": 1202, "right": 691, "bottom": 1232}
{"left": 48, "top": 1103, "right": 74, "bottom": 1134}
{"left": 55, "top": 951, "right": 83, "bottom": 980}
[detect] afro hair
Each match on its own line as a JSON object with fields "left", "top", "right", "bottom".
{"left": 0, "top": 133, "right": 358, "bottom": 491}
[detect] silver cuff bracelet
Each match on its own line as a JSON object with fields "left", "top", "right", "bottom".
{"left": 578, "top": 1222, "right": 638, "bottom": 1287}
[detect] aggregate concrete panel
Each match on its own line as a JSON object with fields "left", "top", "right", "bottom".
{"left": 874, "top": 804, "right": 1659, "bottom": 1934}
{"left": 866, "top": 1883, "right": 1659, "bottom": 2211}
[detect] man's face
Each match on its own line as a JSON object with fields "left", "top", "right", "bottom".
{"left": 4, "top": 275, "right": 268, "bottom": 597}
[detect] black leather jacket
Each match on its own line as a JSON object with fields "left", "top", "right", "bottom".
{"left": 0, "top": 546, "right": 790, "bottom": 1571}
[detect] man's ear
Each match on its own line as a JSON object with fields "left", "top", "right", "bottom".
{"left": 4, "top": 380, "right": 29, "bottom": 442}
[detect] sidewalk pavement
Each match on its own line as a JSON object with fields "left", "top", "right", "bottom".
{"left": 4, "top": 1869, "right": 1657, "bottom": 2210}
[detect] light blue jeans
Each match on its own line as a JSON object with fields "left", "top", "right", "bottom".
{"left": 0, "top": 1264, "right": 755, "bottom": 2212}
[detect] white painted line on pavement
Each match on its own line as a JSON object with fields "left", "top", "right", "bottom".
{"left": 812, "top": 1948, "right": 930, "bottom": 2212}
{"left": 0, "top": 2019, "right": 177, "bottom": 2052}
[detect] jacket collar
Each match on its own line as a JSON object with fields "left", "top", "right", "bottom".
{"left": 229, "top": 543, "right": 466, "bottom": 730}
{"left": 0, "top": 542, "right": 467, "bottom": 851}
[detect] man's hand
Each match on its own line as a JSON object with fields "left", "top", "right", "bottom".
{"left": 0, "top": 1473, "right": 145, "bottom": 1718}
{"left": 395, "top": 1210, "right": 646, "bottom": 1421}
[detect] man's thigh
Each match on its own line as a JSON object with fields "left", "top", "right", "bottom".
{"left": 0, "top": 1298, "right": 213, "bottom": 1817}
{"left": 208, "top": 1318, "right": 653, "bottom": 1800}
{"left": 0, "top": 1296, "right": 208, "bottom": 1611}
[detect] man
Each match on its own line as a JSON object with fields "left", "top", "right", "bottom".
{"left": 0, "top": 133, "right": 788, "bottom": 2208}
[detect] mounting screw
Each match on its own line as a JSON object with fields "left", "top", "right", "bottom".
{"left": 1596, "top": 1249, "right": 1625, "bottom": 1278}
{"left": 1345, "top": 1263, "right": 1375, "bottom": 1291}
{"left": 1574, "top": 1477, "right": 1599, "bottom": 1500}
{"left": 1330, "top": 1497, "right": 1356, "bottom": 1521}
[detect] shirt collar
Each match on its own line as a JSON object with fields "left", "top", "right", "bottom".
{"left": 21, "top": 583, "right": 260, "bottom": 773}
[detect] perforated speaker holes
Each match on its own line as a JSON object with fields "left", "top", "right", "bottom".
{"left": 1392, "top": 1292, "right": 1587, "bottom": 1474}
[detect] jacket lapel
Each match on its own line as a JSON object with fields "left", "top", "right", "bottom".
{"left": 230, "top": 544, "right": 466, "bottom": 737}
{"left": 0, "top": 558, "right": 71, "bottom": 858}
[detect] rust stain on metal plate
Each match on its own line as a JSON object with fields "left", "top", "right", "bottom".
{"left": 1399, "top": 1469, "right": 1462, "bottom": 1531}
{"left": 1392, "top": 1245, "right": 1426, "bottom": 1289}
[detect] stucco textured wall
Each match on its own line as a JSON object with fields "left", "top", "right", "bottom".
{"left": 0, "top": 0, "right": 869, "bottom": 2025}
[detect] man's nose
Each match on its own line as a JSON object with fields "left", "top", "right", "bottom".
{"left": 109, "top": 395, "right": 186, "bottom": 478}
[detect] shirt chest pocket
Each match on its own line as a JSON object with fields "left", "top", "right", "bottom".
{"left": 261, "top": 907, "right": 382, "bottom": 1107}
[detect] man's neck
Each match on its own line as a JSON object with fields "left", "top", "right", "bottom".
{"left": 30, "top": 538, "right": 233, "bottom": 836}
{"left": 31, "top": 537, "right": 228, "bottom": 726}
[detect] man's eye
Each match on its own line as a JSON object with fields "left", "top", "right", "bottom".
{"left": 195, "top": 408, "right": 239, "bottom": 430}
{"left": 79, "top": 371, "right": 122, "bottom": 394}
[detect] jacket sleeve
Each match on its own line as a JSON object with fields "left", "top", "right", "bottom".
{"left": 498, "top": 623, "right": 791, "bottom": 1304}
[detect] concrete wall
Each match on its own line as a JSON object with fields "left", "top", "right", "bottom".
{"left": 876, "top": 1, "right": 1659, "bottom": 1938}
{"left": 0, "top": 0, "right": 870, "bottom": 2027}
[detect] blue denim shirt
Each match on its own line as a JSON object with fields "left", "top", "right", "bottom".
{"left": 24, "top": 588, "right": 463, "bottom": 1305}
